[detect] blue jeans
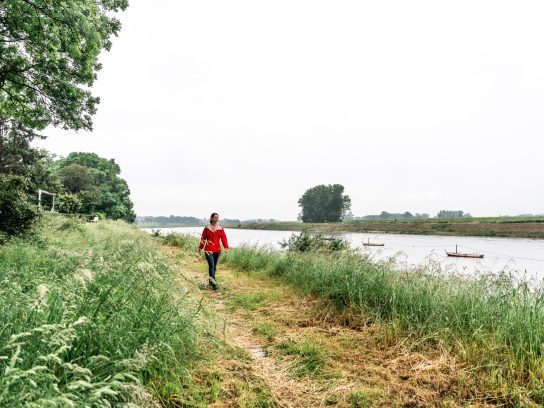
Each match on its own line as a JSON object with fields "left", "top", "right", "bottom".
{"left": 205, "top": 252, "right": 220, "bottom": 279}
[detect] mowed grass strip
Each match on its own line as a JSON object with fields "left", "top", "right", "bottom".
{"left": 223, "top": 245, "right": 544, "bottom": 404}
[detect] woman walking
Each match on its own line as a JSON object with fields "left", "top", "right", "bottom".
{"left": 198, "top": 212, "right": 229, "bottom": 289}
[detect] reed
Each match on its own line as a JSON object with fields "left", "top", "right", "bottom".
{"left": 223, "top": 244, "right": 544, "bottom": 397}
{"left": 0, "top": 215, "right": 198, "bottom": 406}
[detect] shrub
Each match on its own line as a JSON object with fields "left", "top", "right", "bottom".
{"left": 0, "top": 215, "right": 198, "bottom": 405}
{"left": 0, "top": 174, "right": 39, "bottom": 236}
{"left": 224, "top": 245, "right": 544, "bottom": 397}
{"left": 279, "top": 230, "right": 349, "bottom": 252}
{"left": 161, "top": 232, "right": 199, "bottom": 251}
{"left": 56, "top": 192, "right": 83, "bottom": 214}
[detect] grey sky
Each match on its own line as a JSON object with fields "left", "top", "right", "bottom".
{"left": 38, "top": 0, "right": 544, "bottom": 220}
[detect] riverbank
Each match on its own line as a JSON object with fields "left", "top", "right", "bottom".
{"left": 6, "top": 217, "right": 542, "bottom": 405}
{"left": 161, "top": 232, "right": 544, "bottom": 406}
{"left": 232, "top": 217, "right": 544, "bottom": 238}
{"left": 0, "top": 215, "right": 209, "bottom": 406}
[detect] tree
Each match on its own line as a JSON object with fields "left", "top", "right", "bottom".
{"left": 59, "top": 164, "right": 93, "bottom": 193}
{"left": 0, "top": 120, "right": 60, "bottom": 200}
{"left": 298, "top": 184, "right": 351, "bottom": 223}
{"left": 0, "top": 0, "right": 128, "bottom": 131}
{"left": 0, "top": 174, "right": 38, "bottom": 237}
{"left": 57, "top": 152, "right": 136, "bottom": 222}
{"left": 436, "top": 210, "right": 471, "bottom": 219}
{"left": 56, "top": 192, "right": 82, "bottom": 214}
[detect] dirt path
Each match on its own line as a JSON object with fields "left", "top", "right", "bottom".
{"left": 163, "top": 246, "right": 493, "bottom": 407}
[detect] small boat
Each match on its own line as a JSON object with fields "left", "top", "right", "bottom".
{"left": 446, "top": 245, "right": 484, "bottom": 259}
{"left": 363, "top": 238, "right": 384, "bottom": 247}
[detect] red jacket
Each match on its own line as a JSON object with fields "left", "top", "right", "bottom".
{"left": 199, "top": 224, "right": 229, "bottom": 253}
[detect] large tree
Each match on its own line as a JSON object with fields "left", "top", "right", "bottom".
{"left": 0, "top": 120, "right": 60, "bottom": 197}
{"left": 0, "top": 0, "right": 128, "bottom": 132}
{"left": 57, "top": 152, "right": 135, "bottom": 222}
{"left": 298, "top": 184, "right": 351, "bottom": 223}
{"left": 0, "top": 1, "right": 128, "bottom": 236}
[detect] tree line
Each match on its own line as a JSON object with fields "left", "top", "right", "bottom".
{"left": 297, "top": 184, "right": 471, "bottom": 223}
{"left": 137, "top": 215, "right": 243, "bottom": 227}
{"left": 0, "top": 0, "right": 130, "bottom": 238}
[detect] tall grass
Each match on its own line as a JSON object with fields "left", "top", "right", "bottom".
{"left": 223, "top": 244, "right": 544, "bottom": 399}
{"left": 0, "top": 215, "right": 198, "bottom": 406}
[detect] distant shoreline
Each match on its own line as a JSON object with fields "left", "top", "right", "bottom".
{"left": 137, "top": 224, "right": 204, "bottom": 229}
{"left": 227, "top": 218, "right": 544, "bottom": 239}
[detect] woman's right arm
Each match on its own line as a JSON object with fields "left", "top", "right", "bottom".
{"left": 198, "top": 228, "right": 207, "bottom": 251}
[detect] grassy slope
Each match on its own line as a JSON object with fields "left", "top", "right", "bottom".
{"left": 5, "top": 216, "right": 543, "bottom": 406}
{"left": 160, "top": 232, "right": 544, "bottom": 406}
{"left": 233, "top": 216, "right": 544, "bottom": 238}
{"left": 159, "top": 234, "right": 466, "bottom": 406}
{"left": 219, "top": 244, "right": 544, "bottom": 405}
{"left": 0, "top": 215, "right": 210, "bottom": 406}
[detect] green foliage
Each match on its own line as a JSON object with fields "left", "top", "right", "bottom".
{"left": 230, "top": 293, "right": 268, "bottom": 311}
{"left": 0, "top": 215, "right": 199, "bottom": 405}
{"left": 0, "top": 174, "right": 39, "bottom": 236}
{"left": 136, "top": 215, "right": 243, "bottom": 228}
{"left": 59, "top": 163, "right": 94, "bottom": 193}
{"left": 252, "top": 323, "right": 277, "bottom": 341}
{"left": 57, "top": 152, "right": 136, "bottom": 222}
{"left": 55, "top": 192, "right": 83, "bottom": 214}
{"left": 358, "top": 210, "right": 430, "bottom": 220}
{"left": 349, "top": 390, "right": 370, "bottom": 407}
{"left": 279, "top": 230, "right": 349, "bottom": 252}
{"left": 0, "top": 0, "right": 128, "bottom": 131}
{"left": 298, "top": 184, "right": 351, "bottom": 223}
{"left": 437, "top": 210, "right": 471, "bottom": 218}
{"left": 160, "top": 232, "right": 199, "bottom": 251}
{"left": 277, "top": 339, "right": 326, "bottom": 376}
{"left": 0, "top": 121, "right": 61, "bottom": 198}
{"left": 223, "top": 246, "right": 544, "bottom": 398}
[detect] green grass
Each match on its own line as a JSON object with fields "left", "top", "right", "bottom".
{"left": 277, "top": 339, "right": 326, "bottom": 377}
{"left": 230, "top": 293, "right": 268, "bottom": 311}
{"left": 223, "top": 245, "right": 544, "bottom": 402}
{"left": 233, "top": 216, "right": 544, "bottom": 238}
{"left": 349, "top": 390, "right": 371, "bottom": 407}
{"left": 0, "top": 215, "right": 201, "bottom": 406}
{"left": 252, "top": 322, "right": 277, "bottom": 341}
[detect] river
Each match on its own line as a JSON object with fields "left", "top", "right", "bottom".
{"left": 146, "top": 227, "right": 544, "bottom": 280}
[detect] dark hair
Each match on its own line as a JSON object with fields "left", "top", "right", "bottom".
{"left": 209, "top": 212, "right": 219, "bottom": 223}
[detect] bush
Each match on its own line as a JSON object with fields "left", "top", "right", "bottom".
{"left": 279, "top": 230, "right": 349, "bottom": 252}
{"left": 161, "top": 232, "right": 199, "bottom": 251}
{"left": 0, "top": 215, "right": 198, "bottom": 405}
{"left": 223, "top": 245, "right": 544, "bottom": 399}
{"left": 0, "top": 174, "right": 39, "bottom": 236}
{"left": 56, "top": 192, "right": 83, "bottom": 214}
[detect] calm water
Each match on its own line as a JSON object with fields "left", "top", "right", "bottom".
{"left": 147, "top": 227, "right": 544, "bottom": 280}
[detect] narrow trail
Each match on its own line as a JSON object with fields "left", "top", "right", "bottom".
{"left": 163, "top": 246, "right": 496, "bottom": 407}
{"left": 177, "top": 257, "right": 324, "bottom": 407}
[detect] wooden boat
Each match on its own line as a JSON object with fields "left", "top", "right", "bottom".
{"left": 446, "top": 245, "right": 484, "bottom": 259}
{"left": 363, "top": 238, "right": 384, "bottom": 247}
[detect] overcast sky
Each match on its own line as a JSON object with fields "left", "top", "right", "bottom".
{"left": 37, "top": 0, "right": 544, "bottom": 220}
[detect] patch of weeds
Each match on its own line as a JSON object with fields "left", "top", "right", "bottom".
{"left": 324, "top": 393, "right": 341, "bottom": 405}
{"left": 253, "top": 322, "right": 277, "bottom": 341}
{"left": 277, "top": 339, "right": 326, "bottom": 376}
{"left": 230, "top": 293, "right": 268, "bottom": 311}
{"left": 349, "top": 390, "right": 369, "bottom": 407}
{"left": 349, "top": 389, "right": 382, "bottom": 407}
{"left": 209, "top": 373, "right": 221, "bottom": 402}
{"left": 58, "top": 217, "right": 84, "bottom": 231}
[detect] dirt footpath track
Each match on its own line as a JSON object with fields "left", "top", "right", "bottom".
{"left": 164, "top": 246, "right": 494, "bottom": 408}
